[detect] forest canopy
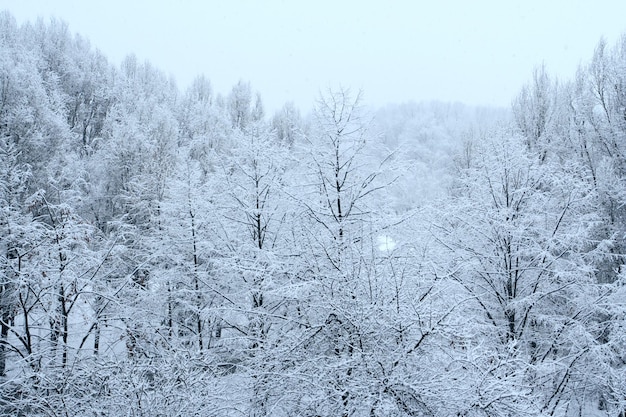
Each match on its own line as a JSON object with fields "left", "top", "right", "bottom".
{"left": 0, "top": 11, "right": 625, "bottom": 417}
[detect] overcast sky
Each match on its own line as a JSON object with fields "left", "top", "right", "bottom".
{"left": 3, "top": 0, "right": 626, "bottom": 113}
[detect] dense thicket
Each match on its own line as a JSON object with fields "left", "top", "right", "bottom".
{"left": 0, "top": 11, "right": 625, "bottom": 416}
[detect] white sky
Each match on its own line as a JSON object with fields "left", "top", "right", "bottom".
{"left": 3, "top": 0, "right": 626, "bottom": 113}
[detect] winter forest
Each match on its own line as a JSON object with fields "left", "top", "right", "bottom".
{"left": 1, "top": 11, "right": 626, "bottom": 417}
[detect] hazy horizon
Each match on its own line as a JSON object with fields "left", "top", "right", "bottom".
{"left": 4, "top": 0, "right": 626, "bottom": 113}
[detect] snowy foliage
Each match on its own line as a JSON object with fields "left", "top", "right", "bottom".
{"left": 0, "top": 11, "right": 625, "bottom": 417}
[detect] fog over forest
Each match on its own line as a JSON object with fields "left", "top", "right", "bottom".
{"left": 1, "top": 11, "right": 626, "bottom": 417}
